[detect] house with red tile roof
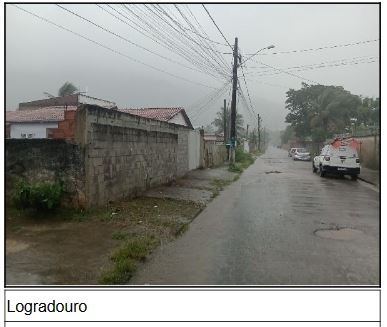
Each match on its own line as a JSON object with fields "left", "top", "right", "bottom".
{"left": 6, "top": 106, "right": 76, "bottom": 139}
{"left": 119, "top": 107, "right": 193, "bottom": 129}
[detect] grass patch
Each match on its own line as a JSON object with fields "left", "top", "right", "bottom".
{"left": 228, "top": 148, "right": 256, "bottom": 172}
{"left": 210, "top": 178, "right": 232, "bottom": 190}
{"left": 100, "top": 235, "right": 160, "bottom": 284}
{"left": 111, "top": 230, "right": 130, "bottom": 240}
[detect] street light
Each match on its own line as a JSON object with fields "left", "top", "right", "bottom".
{"left": 241, "top": 45, "right": 276, "bottom": 65}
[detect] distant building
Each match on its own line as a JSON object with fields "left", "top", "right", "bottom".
{"left": 203, "top": 133, "right": 224, "bottom": 144}
{"left": 18, "top": 94, "right": 116, "bottom": 111}
{"left": 6, "top": 106, "right": 76, "bottom": 139}
{"left": 119, "top": 107, "right": 193, "bottom": 129}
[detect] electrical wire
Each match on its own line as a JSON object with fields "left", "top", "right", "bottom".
{"left": 13, "top": 4, "right": 219, "bottom": 90}
{"left": 56, "top": 4, "right": 214, "bottom": 76}
{"left": 247, "top": 58, "right": 378, "bottom": 79}
{"left": 202, "top": 5, "right": 233, "bottom": 51}
{"left": 245, "top": 39, "right": 379, "bottom": 56}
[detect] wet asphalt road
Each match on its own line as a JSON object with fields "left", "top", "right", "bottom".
{"left": 131, "top": 146, "right": 379, "bottom": 285}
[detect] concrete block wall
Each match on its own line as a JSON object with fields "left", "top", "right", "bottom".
{"left": 75, "top": 105, "right": 190, "bottom": 207}
{"left": 5, "top": 139, "right": 86, "bottom": 207}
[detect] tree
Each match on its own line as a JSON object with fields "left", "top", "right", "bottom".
{"left": 58, "top": 82, "right": 78, "bottom": 97}
{"left": 285, "top": 83, "right": 378, "bottom": 140}
{"left": 211, "top": 107, "right": 244, "bottom": 139}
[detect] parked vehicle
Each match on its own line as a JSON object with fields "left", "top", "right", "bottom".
{"left": 293, "top": 148, "right": 311, "bottom": 161}
{"left": 312, "top": 138, "right": 360, "bottom": 179}
{"left": 288, "top": 148, "right": 298, "bottom": 157}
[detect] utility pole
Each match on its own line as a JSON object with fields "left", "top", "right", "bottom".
{"left": 257, "top": 113, "right": 261, "bottom": 152}
{"left": 223, "top": 99, "right": 227, "bottom": 145}
{"left": 230, "top": 37, "right": 238, "bottom": 163}
{"left": 246, "top": 124, "right": 249, "bottom": 138}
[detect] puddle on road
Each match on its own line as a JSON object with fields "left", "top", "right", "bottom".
{"left": 314, "top": 228, "right": 363, "bottom": 240}
{"left": 265, "top": 171, "right": 282, "bottom": 174}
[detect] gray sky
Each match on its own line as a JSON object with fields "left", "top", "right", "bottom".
{"left": 6, "top": 3, "right": 379, "bottom": 130}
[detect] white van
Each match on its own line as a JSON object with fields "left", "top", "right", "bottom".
{"left": 313, "top": 138, "right": 360, "bottom": 180}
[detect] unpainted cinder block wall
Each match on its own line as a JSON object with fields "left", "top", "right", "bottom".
{"left": 75, "top": 105, "right": 191, "bottom": 207}
{"left": 5, "top": 139, "right": 86, "bottom": 207}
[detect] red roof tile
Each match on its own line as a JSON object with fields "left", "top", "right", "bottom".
{"left": 118, "top": 107, "right": 183, "bottom": 122}
{"left": 6, "top": 106, "right": 77, "bottom": 123}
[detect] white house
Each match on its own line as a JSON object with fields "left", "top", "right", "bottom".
{"left": 6, "top": 106, "right": 76, "bottom": 139}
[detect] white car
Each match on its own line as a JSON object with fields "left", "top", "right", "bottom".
{"left": 313, "top": 138, "right": 360, "bottom": 180}
{"left": 293, "top": 148, "right": 311, "bottom": 161}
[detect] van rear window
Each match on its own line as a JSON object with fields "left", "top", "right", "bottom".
{"left": 330, "top": 146, "right": 358, "bottom": 157}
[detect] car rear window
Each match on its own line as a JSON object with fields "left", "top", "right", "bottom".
{"left": 329, "top": 146, "right": 358, "bottom": 157}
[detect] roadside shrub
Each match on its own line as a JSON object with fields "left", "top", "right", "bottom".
{"left": 228, "top": 163, "right": 243, "bottom": 173}
{"left": 235, "top": 148, "right": 255, "bottom": 167}
{"left": 13, "top": 180, "right": 63, "bottom": 211}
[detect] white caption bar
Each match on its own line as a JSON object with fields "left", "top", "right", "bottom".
{"left": 5, "top": 289, "right": 380, "bottom": 322}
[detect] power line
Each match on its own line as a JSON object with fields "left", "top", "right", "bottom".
{"left": 247, "top": 55, "right": 378, "bottom": 71}
{"left": 258, "top": 61, "right": 320, "bottom": 84}
{"left": 202, "top": 5, "right": 233, "bottom": 51}
{"left": 190, "top": 80, "right": 232, "bottom": 122}
{"left": 133, "top": 4, "right": 230, "bottom": 78}
{"left": 245, "top": 39, "right": 379, "bottom": 57}
{"left": 174, "top": 4, "right": 230, "bottom": 71}
{"left": 247, "top": 57, "right": 378, "bottom": 78}
{"left": 239, "top": 65, "right": 256, "bottom": 115}
{"left": 56, "top": 4, "right": 213, "bottom": 76}
{"left": 13, "top": 4, "right": 219, "bottom": 90}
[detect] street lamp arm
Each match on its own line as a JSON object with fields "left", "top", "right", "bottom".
{"left": 241, "top": 45, "right": 275, "bottom": 65}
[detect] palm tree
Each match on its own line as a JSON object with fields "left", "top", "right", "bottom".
{"left": 211, "top": 107, "right": 244, "bottom": 139}
{"left": 58, "top": 82, "right": 78, "bottom": 97}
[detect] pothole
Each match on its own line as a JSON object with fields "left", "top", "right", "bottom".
{"left": 265, "top": 171, "right": 282, "bottom": 174}
{"left": 314, "top": 228, "right": 363, "bottom": 240}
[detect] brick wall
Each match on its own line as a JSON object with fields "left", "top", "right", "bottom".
{"left": 47, "top": 110, "right": 76, "bottom": 139}
{"left": 5, "top": 139, "right": 86, "bottom": 207}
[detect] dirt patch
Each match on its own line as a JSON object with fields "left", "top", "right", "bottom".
{"left": 6, "top": 239, "right": 30, "bottom": 254}
{"left": 6, "top": 197, "right": 202, "bottom": 285}
{"left": 314, "top": 228, "right": 364, "bottom": 240}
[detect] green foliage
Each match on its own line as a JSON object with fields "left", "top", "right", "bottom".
{"left": 100, "top": 235, "right": 159, "bottom": 284}
{"left": 285, "top": 83, "right": 379, "bottom": 141}
{"left": 228, "top": 148, "right": 255, "bottom": 173}
{"left": 13, "top": 180, "right": 63, "bottom": 211}
{"left": 228, "top": 163, "right": 243, "bottom": 173}
{"left": 212, "top": 107, "right": 245, "bottom": 139}
{"left": 58, "top": 81, "right": 78, "bottom": 97}
{"left": 235, "top": 147, "right": 255, "bottom": 168}
{"left": 280, "top": 125, "right": 296, "bottom": 145}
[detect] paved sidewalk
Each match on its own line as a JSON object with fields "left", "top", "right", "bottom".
{"left": 144, "top": 166, "right": 238, "bottom": 205}
{"left": 359, "top": 167, "right": 380, "bottom": 187}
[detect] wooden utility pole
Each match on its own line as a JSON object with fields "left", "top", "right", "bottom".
{"left": 230, "top": 37, "right": 238, "bottom": 163}
{"left": 246, "top": 124, "right": 249, "bottom": 138}
{"left": 257, "top": 113, "right": 261, "bottom": 152}
{"left": 223, "top": 99, "right": 227, "bottom": 144}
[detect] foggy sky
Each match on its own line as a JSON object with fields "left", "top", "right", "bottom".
{"left": 5, "top": 3, "right": 379, "bottom": 130}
